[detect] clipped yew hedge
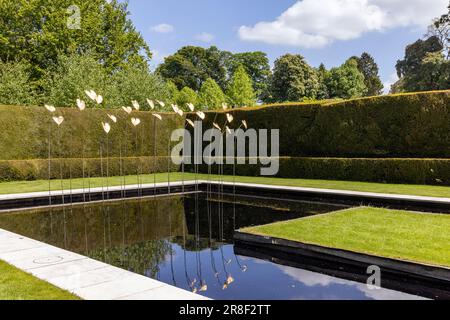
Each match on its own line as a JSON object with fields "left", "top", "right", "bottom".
{"left": 0, "top": 105, "right": 182, "bottom": 180}
{"left": 2, "top": 91, "right": 450, "bottom": 184}
{"left": 195, "top": 157, "right": 450, "bottom": 186}
{"left": 0, "top": 105, "right": 182, "bottom": 160}
{"left": 0, "top": 157, "right": 178, "bottom": 182}
{"left": 193, "top": 90, "right": 450, "bottom": 158}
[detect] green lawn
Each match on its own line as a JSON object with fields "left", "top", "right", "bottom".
{"left": 242, "top": 207, "right": 450, "bottom": 268}
{"left": 0, "top": 260, "right": 79, "bottom": 300}
{"left": 2, "top": 173, "right": 450, "bottom": 198}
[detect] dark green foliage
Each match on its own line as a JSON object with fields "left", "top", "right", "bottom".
{"left": 0, "top": 105, "right": 183, "bottom": 161}
{"left": 223, "top": 51, "right": 271, "bottom": 100}
{"left": 428, "top": 3, "right": 449, "bottom": 59}
{"left": 396, "top": 36, "right": 443, "bottom": 78}
{"left": 326, "top": 58, "right": 367, "bottom": 99}
{"left": 316, "top": 63, "right": 330, "bottom": 100}
{"left": 355, "top": 52, "right": 384, "bottom": 96}
{"left": 156, "top": 46, "right": 226, "bottom": 91}
{"left": 269, "top": 54, "right": 320, "bottom": 102}
{"left": 0, "top": 157, "right": 178, "bottom": 182}
{"left": 197, "top": 157, "right": 450, "bottom": 186}
{"left": 394, "top": 34, "right": 449, "bottom": 93}
{"left": 0, "top": 61, "right": 36, "bottom": 105}
{"left": 0, "top": 0, "right": 151, "bottom": 82}
{"left": 190, "top": 90, "right": 450, "bottom": 158}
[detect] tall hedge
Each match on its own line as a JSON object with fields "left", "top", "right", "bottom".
{"left": 195, "top": 157, "right": 450, "bottom": 186}
{"left": 0, "top": 105, "right": 183, "bottom": 160}
{"left": 191, "top": 90, "right": 450, "bottom": 158}
{"left": 2, "top": 91, "right": 450, "bottom": 184}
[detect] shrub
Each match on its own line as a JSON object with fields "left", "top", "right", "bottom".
{"left": 0, "top": 61, "right": 36, "bottom": 105}
{"left": 194, "top": 157, "right": 450, "bottom": 186}
{"left": 0, "top": 157, "right": 179, "bottom": 182}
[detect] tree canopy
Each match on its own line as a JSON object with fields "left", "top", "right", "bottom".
{"left": 393, "top": 35, "right": 449, "bottom": 92}
{"left": 0, "top": 0, "right": 151, "bottom": 83}
{"left": 42, "top": 53, "right": 170, "bottom": 109}
{"left": 269, "top": 54, "right": 320, "bottom": 102}
{"left": 174, "top": 87, "right": 199, "bottom": 111}
{"left": 222, "top": 51, "right": 270, "bottom": 100}
{"left": 227, "top": 65, "right": 257, "bottom": 107}
{"left": 198, "top": 78, "right": 226, "bottom": 110}
{"left": 156, "top": 46, "right": 226, "bottom": 92}
{"left": 354, "top": 53, "right": 384, "bottom": 96}
{"left": 326, "top": 58, "right": 367, "bottom": 99}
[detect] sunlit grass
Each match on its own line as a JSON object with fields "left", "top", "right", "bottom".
{"left": 0, "top": 260, "right": 79, "bottom": 300}
{"left": 242, "top": 207, "right": 450, "bottom": 268}
{"left": 2, "top": 173, "right": 450, "bottom": 198}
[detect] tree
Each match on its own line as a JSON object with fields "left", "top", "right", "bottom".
{"left": 44, "top": 53, "right": 170, "bottom": 109}
{"left": 175, "top": 87, "right": 199, "bottom": 110}
{"left": 326, "top": 58, "right": 367, "bottom": 99}
{"left": 394, "top": 35, "right": 448, "bottom": 92}
{"left": 0, "top": 0, "right": 151, "bottom": 83}
{"left": 226, "top": 65, "right": 256, "bottom": 107}
{"left": 354, "top": 53, "right": 383, "bottom": 96}
{"left": 109, "top": 66, "right": 171, "bottom": 111}
{"left": 269, "top": 54, "right": 320, "bottom": 102}
{"left": 401, "top": 52, "right": 450, "bottom": 91}
{"left": 223, "top": 51, "right": 271, "bottom": 101}
{"left": 427, "top": 3, "right": 449, "bottom": 59}
{"left": 43, "top": 53, "right": 108, "bottom": 107}
{"left": 198, "top": 78, "right": 226, "bottom": 110}
{"left": 396, "top": 36, "right": 443, "bottom": 78}
{"left": 0, "top": 61, "right": 36, "bottom": 105}
{"left": 157, "top": 46, "right": 226, "bottom": 92}
{"left": 166, "top": 81, "right": 180, "bottom": 105}
{"left": 316, "top": 63, "right": 330, "bottom": 100}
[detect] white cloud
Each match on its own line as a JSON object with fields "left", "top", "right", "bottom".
{"left": 383, "top": 72, "right": 400, "bottom": 94}
{"left": 195, "top": 32, "right": 215, "bottom": 43}
{"left": 151, "top": 23, "right": 175, "bottom": 34}
{"left": 279, "top": 265, "right": 426, "bottom": 300}
{"left": 238, "top": 0, "right": 448, "bottom": 48}
{"left": 151, "top": 49, "right": 168, "bottom": 63}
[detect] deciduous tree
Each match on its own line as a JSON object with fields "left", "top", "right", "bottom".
{"left": 269, "top": 54, "right": 320, "bottom": 102}
{"left": 0, "top": 0, "right": 151, "bottom": 82}
{"left": 326, "top": 59, "right": 367, "bottom": 99}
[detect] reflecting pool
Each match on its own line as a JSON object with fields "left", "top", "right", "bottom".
{"left": 0, "top": 193, "right": 426, "bottom": 300}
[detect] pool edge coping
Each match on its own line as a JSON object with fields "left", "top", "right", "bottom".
{"left": 0, "top": 228, "right": 210, "bottom": 301}
{"left": 234, "top": 231, "right": 450, "bottom": 284}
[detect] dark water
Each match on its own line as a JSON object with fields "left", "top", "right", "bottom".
{"left": 0, "top": 193, "right": 425, "bottom": 300}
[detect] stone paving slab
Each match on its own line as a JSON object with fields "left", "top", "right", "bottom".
{"left": 0, "top": 181, "right": 194, "bottom": 201}
{"left": 204, "top": 180, "right": 450, "bottom": 205}
{"left": 0, "top": 228, "right": 208, "bottom": 300}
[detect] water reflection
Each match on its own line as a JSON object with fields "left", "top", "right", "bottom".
{"left": 0, "top": 194, "right": 427, "bottom": 300}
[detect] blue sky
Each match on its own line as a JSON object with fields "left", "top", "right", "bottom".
{"left": 125, "top": 0, "right": 448, "bottom": 92}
